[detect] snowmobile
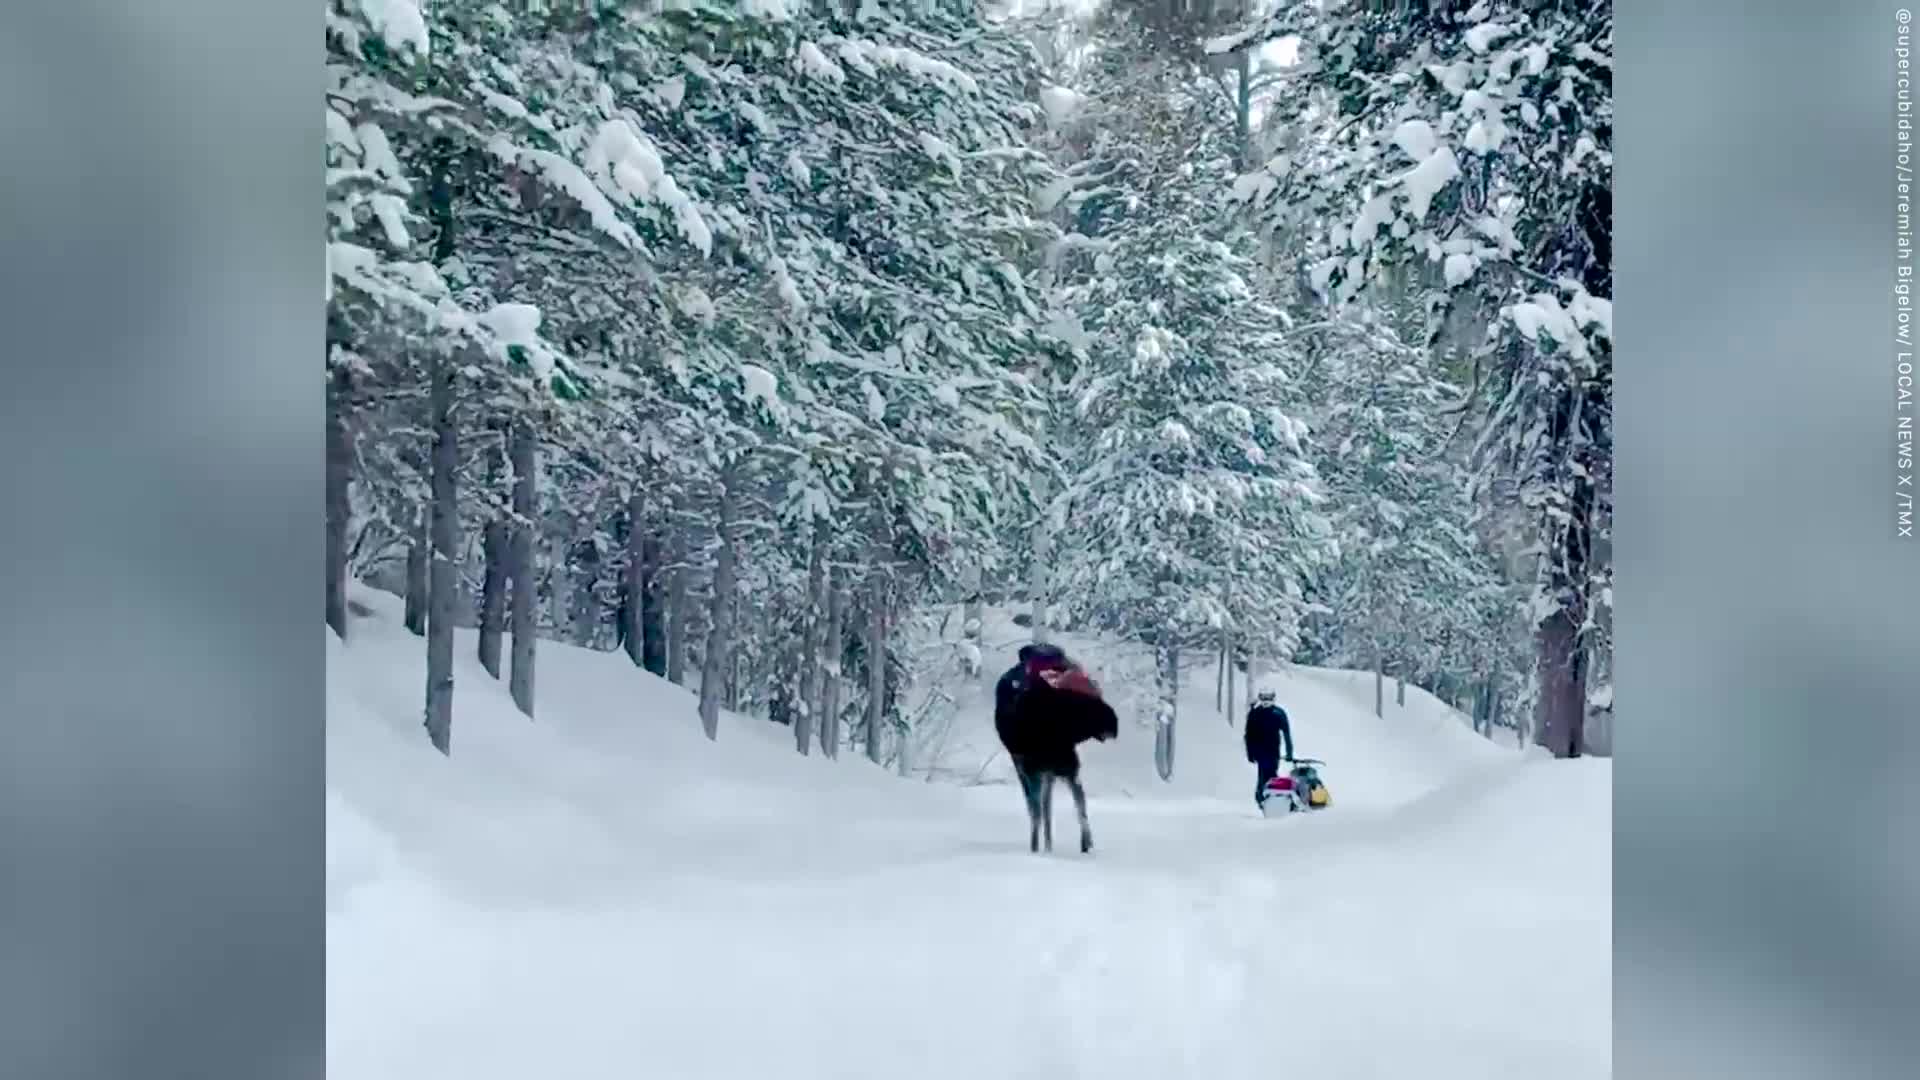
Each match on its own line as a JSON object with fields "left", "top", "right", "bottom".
{"left": 1258, "top": 758, "right": 1332, "bottom": 817}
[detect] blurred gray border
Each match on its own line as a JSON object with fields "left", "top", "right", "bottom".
{"left": 0, "top": 4, "right": 321, "bottom": 1080}
{"left": 3, "top": 3, "right": 1918, "bottom": 1079}
{"left": 1618, "top": 3, "right": 1917, "bottom": 1076}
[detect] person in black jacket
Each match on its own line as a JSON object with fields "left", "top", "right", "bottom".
{"left": 1244, "top": 689, "right": 1294, "bottom": 806}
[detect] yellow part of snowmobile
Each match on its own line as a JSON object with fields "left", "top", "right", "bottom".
{"left": 1308, "top": 786, "right": 1329, "bottom": 807}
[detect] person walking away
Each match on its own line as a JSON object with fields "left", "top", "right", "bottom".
{"left": 1244, "top": 689, "right": 1294, "bottom": 806}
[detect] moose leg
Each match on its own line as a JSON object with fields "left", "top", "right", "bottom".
{"left": 1066, "top": 773, "right": 1092, "bottom": 854}
{"left": 1041, "top": 773, "right": 1055, "bottom": 853}
{"left": 1016, "top": 759, "right": 1041, "bottom": 853}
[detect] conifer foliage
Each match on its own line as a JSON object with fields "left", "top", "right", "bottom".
{"left": 326, "top": 0, "right": 1603, "bottom": 769}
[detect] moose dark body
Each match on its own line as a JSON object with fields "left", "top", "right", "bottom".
{"left": 994, "top": 645, "right": 1119, "bottom": 854}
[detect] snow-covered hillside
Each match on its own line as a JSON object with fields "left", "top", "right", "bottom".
{"left": 328, "top": 585, "right": 1608, "bottom": 1080}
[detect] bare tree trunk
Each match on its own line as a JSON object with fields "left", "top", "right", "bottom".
{"left": 622, "top": 493, "right": 646, "bottom": 669}
{"left": 1215, "top": 634, "right": 1226, "bottom": 713}
{"left": 1153, "top": 635, "right": 1179, "bottom": 782}
{"left": 865, "top": 575, "right": 887, "bottom": 765}
{"left": 422, "top": 353, "right": 458, "bottom": 755}
{"left": 959, "top": 583, "right": 984, "bottom": 680}
{"left": 1373, "top": 629, "right": 1386, "bottom": 718}
{"left": 1233, "top": 45, "right": 1253, "bottom": 171}
{"left": 404, "top": 507, "right": 428, "bottom": 636}
{"left": 1397, "top": 676, "right": 1408, "bottom": 708}
{"left": 1534, "top": 381, "right": 1599, "bottom": 757}
{"left": 697, "top": 479, "right": 739, "bottom": 740}
{"left": 666, "top": 553, "right": 690, "bottom": 686}
{"left": 795, "top": 521, "right": 826, "bottom": 755}
{"left": 478, "top": 525, "right": 507, "bottom": 678}
{"left": 820, "top": 583, "right": 846, "bottom": 759}
{"left": 727, "top": 640, "right": 744, "bottom": 713}
{"left": 640, "top": 527, "right": 667, "bottom": 676}
{"left": 1224, "top": 627, "right": 1237, "bottom": 723}
{"left": 767, "top": 609, "right": 803, "bottom": 732}
{"left": 1535, "top": 611, "right": 1586, "bottom": 757}
{"left": 1028, "top": 476, "right": 1050, "bottom": 643}
{"left": 507, "top": 420, "right": 537, "bottom": 719}
{"left": 325, "top": 370, "right": 353, "bottom": 640}
{"left": 571, "top": 532, "right": 604, "bottom": 648}
{"left": 896, "top": 667, "right": 911, "bottom": 779}
{"left": 544, "top": 534, "right": 567, "bottom": 633}
{"left": 477, "top": 425, "right": 508, "bottom": 679}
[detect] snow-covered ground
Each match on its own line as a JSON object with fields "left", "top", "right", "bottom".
{"left": 328, "top": 587, "right": 1610, "bottom": 1080}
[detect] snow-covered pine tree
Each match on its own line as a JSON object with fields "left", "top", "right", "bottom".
{"left": 602, "top": 3, "right": 1066, "bottom": 752}
{"left": 330, "top": 1, "right": 736, "bottom": 744}
{"left": 1227, "top": 0, "right": 1611, "bottom": 756}
{"left": 1045, "top": 11, "right": 1330, "bottom": 779}
{"left": 1299, "top": 311, "right": 1500, "bottom": 713}
{"left": 329, "top": 0, "right": 605, "bottom": 748}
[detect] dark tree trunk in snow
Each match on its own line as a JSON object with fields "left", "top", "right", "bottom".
{"left": 697, "top": 480, "right": 739, "bottom": 740}
{"left": 1235, "top": 49, "right": 1254, "bottom": 171}
{"left": 422, "top": 354, "right": 458, "bottom": 756}
{"left": 767, "top": 618, "right": 802, "bottom": 730}
{"left": 507, "top": 420, "right": 537, "bottom": 719}
{"left": 962, "top": 587, "right": 984, "bottom": 673}
{"left": 1224, "top": 627, "right": 1237, "bottom": 723}
{"left": 325, "top": 370, "right": 352, "bottom": 641}
{"left": 404, "top": 508, "right": 428, "bottom": 637}
{"left": 1373, "top": 629, "right": 1387, "bottom": 718}
{"left": 1532, "top": 368, "right": 1600, "bottom": 757}
{"left": 572, "top": 535, "right": 603, "bottom": 648}
{"left": 1215, "top": 636, "right": 1226, "bottom": 713}
{"left": 821, "top": 583, "right": 846, "bottom": 759}
{"left": 795, "top": 521, "right": 827, "bottom": 755}
{"left": 477, "top": 425, "right": 508, "bottom": 679}
{"left": 622, "top": 493, "right": 647, "bottom": 669}
{"left": 1397, "top": 676, "right": 1407, "bottom": 708}
{"left": 640, "top": 529, "right": 666, "bottom": 676}
{"left": 543, "top": 534, "right": 567, "bottom": 634}
{"left": 1153, "top": 636, "right": 1179, "bottom": 782}
{"left": 864, "top": 579, "right": 888, "bottom": 765}
{"left": 666, "top": 555, "right": 690, "bottom": 686}
{"left": 478, "top": 516, "right": 507, "bottom": 678}
{"left": 1368, "top": 600, "right": 1385, "bottom": 716}
{"left": 1535, "top": 611, "right": 1586, "bottom": 757}
{"left": 727, "top": 642, "right": 744, "bottom": 712}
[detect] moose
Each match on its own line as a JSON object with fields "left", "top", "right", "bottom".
{"left": 994, "top": 644, "right": 1119, "bottom": 854}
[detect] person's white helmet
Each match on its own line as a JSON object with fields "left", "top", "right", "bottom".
{"left": 1255, "top": 689, "right": 1277, "bottom": 704}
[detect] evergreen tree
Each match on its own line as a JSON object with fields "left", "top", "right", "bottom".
{"left": 1045, "top": 12, "right": 1332, "bottom": 778}
{"left": 1227, "top": 0, "right": 1611, "bottom": 756}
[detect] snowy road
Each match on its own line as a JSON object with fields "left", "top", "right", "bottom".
{"left": 327, "top": 593, "right": 1610, "bottom": 1080}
